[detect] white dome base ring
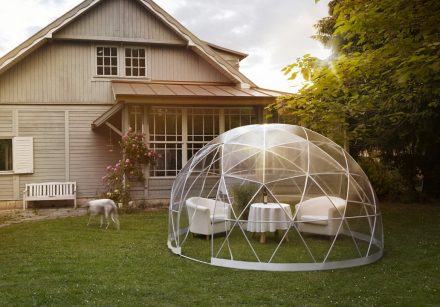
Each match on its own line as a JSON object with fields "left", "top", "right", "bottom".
{"left": 168, "top": 231, "right": 383, "bottom": 272}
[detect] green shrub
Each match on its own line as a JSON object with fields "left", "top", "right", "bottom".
{"left": 231, "top": 184, "right": 258, "bottom": 219}
{"left": 358, "top": 157, "right": 415, "bottom": 202}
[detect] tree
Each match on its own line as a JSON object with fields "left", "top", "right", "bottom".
{"left": 272, "top": 0, "right": 440, "bottom": 198}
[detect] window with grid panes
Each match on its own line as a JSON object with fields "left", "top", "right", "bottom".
{"left": 149, "top": 108, "right": 182, "bottom": 177}
{"left": 96, "top": 47, "right": 118, "bottom": 76}
{"left": 125, "top": 48, "right": 146, "bottom": 77}
{"left": 225, "top": 108, "right": 257, "bottom": 130}
{"left": 148, "top": 107, "right": 257, "bottom": 177}
{"left": 129, "top": 106, "right": 143, "bottom": 133}
{"left": 187, "top": 108, "right": 220, "bottom": 166}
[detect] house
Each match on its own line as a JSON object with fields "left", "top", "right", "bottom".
{"left": 0, "top": 0, "right": 286, "bottom": 209}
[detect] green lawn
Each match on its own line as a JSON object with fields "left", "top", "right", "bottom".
{"left": 0, "top": 203, "right": 438, "bottom": 306}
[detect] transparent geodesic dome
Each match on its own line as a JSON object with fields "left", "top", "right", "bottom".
{"left": 168, "top": 124, "right": 383, "bottom": 271}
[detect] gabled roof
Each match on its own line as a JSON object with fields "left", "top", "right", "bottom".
{"left": 0, "top": 0, "right": 256, "bottom": 88}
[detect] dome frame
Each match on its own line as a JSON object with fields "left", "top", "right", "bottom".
{"left": 167, "top": 124, "right": 383, "bottom": 271}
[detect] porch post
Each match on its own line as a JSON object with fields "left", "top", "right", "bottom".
{"left": 144, "top": 105, "right": 150, "bottom": 201}
{"left": 122, "top": 105, "right": 129, "bottom": 134}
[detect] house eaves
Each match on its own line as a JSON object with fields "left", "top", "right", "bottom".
{"left": 204, "top": 41, "right": 248, "bottom": 61}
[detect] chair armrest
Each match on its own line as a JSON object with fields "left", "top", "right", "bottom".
{"left": 328, "top": 203, "right": 346, "bottom": 218}
{"left": 213, "top": 202, "right": 231, "bottom": 218}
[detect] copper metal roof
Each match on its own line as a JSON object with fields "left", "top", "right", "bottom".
{"left": 112, "top": 82, "right": 287, "bottom": 99}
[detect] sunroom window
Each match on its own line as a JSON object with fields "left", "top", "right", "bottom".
{"left": 187, "top": 108, "right": 219, "bottom": 160}
{"left": 148, "top": 107, "right": 257, "bottom": 177}
{"left": 96, "top": 47, "right": 118, "bottom": 76}
{"left": 225, "top": 108, "right": 257, "bottom": 130}
{"left": 149, "top": 108, "right": 183, "bottom": 177}
{"left": 129, "top": 106, "right": 143, "bottom": 133}
{"left": 0, "top": 139, "right": 12, "bottom": 171}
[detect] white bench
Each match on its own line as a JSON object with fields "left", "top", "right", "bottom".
{"left": 23, "top": 182, "right": 77, "bottom": 210}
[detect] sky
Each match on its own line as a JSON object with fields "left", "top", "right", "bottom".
{"left": 0, "top": 0, "right": 331, "bottom": 92}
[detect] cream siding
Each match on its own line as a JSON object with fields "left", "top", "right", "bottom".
{"left": 0, "top": 106, "right": 119, "bottom": 201}
{"left": 0, "top": 176, "right": 13, "bottom": 200}
{"left": 0, "top": 109, "right": 14, "bottom": 201}
{"left": 148, "top": 178, "right": 174, "bottom": 199}
{"left": 18, "top": 111, "right": 66, "bottom": 192}
{"left": 54, "top": 0, "right": 185, "bottom": 44}
{"left": 147, "top": 177, "right": 218, "bottom": 200}
{"left": 69, "top": 108, "right": 120, "bottom": 198}
{"left": 0, "top": 42, "right": 112, "bottom": 104}
{"left": 0, "top": 42, "right": 231, "bottom": 104}
{"left": 0, "top": 110, "right": 13, "bottom": 136}
{"left": 150, "top": 46, "right": 231, "bottom": 83}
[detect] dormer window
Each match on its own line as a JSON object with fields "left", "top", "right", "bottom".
{"left": 96, "top": 47, "right": 118, "bottom": 76}
{"left": 125, "top": 48, "right": 146, "bottom": 77}
{"left": 95, "top": 46, "right": 147, "bottom": 78}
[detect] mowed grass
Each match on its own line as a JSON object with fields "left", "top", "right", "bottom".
{"left": 0, "top": 203, "right": 439, "bottom": 306}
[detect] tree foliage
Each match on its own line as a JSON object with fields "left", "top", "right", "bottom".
{"left": 271, "top": 0, "right": 440, "bottom": 198}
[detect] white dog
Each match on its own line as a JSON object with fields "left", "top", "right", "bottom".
{"left": 85, "top": 199, "right": 120, "bottom": 230}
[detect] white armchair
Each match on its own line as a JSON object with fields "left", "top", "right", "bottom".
{"left": 295, "top": 196, "right": 346, "bottom": 236}
{"left": 186, "top": 197, "right": 231, "bottom": 239}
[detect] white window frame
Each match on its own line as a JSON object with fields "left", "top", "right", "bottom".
{"left": 146, "top": 106, "right": 257, "bottom": 178}
{"left": 95, "top": 46, "right": 119, "bottom": 77}
{"left": 148, "top": 108, "right": 183, "bottom": 177}
{"left": 123, "top": 47, "right": 147, "bottom": 78}
{"left": 128, "top": 105, "right": 144, "bottom": 133}
{"left": 92, "top": 45, "right": 150, "bottom": 79}
{"left": 225, "top": 108, "right": 257, "bottom": 131}
{"left": 186, "top": 108, "right": 222, "bottom": 174}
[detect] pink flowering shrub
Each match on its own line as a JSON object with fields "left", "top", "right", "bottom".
{"left": 102, "top": 129, "right": 160, "bottom": 205}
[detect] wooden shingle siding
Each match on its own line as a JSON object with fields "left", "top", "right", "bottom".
{"left": 18, "top": 111, "right": 66, "bottom": 192}
{"left": 0, "top": 176, "right": 13, "bottom": 200}
{"left": 0, "top": 110, "right": 12, "bottom": 136}
{"left": 151, "top": 46, "right": 230, "bottom": 83}
{"left": 54, "top": 0, "right": 184, "bottom": 44}
{"left": 69, "top": 108, "right": 119, "bottom": 198}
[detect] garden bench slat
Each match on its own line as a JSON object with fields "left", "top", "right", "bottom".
{"left": 23, "top": 182, "right": 77, "bottom": 210}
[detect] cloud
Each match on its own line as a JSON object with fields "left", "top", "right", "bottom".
{"left": 155, "top": 0, "right": 331, "bottom": 91}
{"left": 0, "top": 0, "right": 80, "bottom": 56}
{"left": 26, "top": 26, "right": 43, "bottom": 37}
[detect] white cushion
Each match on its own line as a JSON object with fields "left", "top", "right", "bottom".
{"left": 210, "top": 214, "right": 228, "bottom": 222}
{"left": 300, "top": 215, "right": 329, "bottom": 226}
